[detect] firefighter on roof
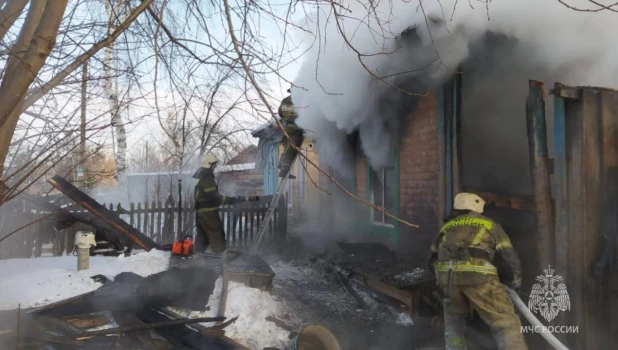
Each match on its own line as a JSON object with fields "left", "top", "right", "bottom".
{"left": 193, "top": 153, "right": 257, "bottom": 253}
{"left": 277, "top": 87, "right": 304, "bottom": 179}
{"left": 428, "top": 193, "right": 528, "bottom": 350}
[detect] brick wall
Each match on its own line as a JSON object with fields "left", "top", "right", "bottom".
{"left": 354, "top": 91, "right": 439, "bottom": 261}
{"left": 397, "top": 91, "right": 439, "bottom": 261}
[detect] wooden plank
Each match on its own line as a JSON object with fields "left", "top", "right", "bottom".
{"left": 601, "top": 91, "right": 618, "bottom": 338}
{"left": 129, "top": 202, "right": 134, "bottom": 228}
{"left": 64, "top": 313, "right": 111, "bottom": 330}
{"left": 552, "top": 82, "right": 582, "bottom": 100}
{"left": 358, "top": 272, "right": 420, "bottom": 315}
{"left": 137, "top": 202, "right": 142, "bottom": 234}
{"left": 565, "top": 93, "right": 585, "bottom": 349}
{"left": 526, "top": 80, "right": 554, "bottom": 269}
{"left": 143, "top": 201, "right": 149, "bottom": 238}
{"left": 581, "top": 88, "right": 604, "bottom": 349}
{"left": 249, "top": 209, "right": 255, "bottom": 247}
{"left": 553, "top": 92, "right": 569, "bottom": 282}
{"left": 157, "top": 201, "right": 162, "bottom": 244}
{"left": 150, "top": 201, "right": 156, "bottom": 243}
{"left": 47, "top": 176, "right": 160, "bottom": 251}
{"left": 112, "top": 311, "right": 157, "bottom": 349}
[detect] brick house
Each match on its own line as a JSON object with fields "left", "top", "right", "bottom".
{"left": 351, "top": 88, "right": 441, "bottom": 259}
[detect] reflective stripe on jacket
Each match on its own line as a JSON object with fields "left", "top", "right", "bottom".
{"left": 428, "top": 212, "right": 522, "bottom": 286}
{"left": 194, "top": 169, "right": 239, "bottom": 212}
{"left": 278, "top": 96, "right": 299, "bottom": 130}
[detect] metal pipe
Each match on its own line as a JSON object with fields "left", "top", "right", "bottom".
{"left": 506, "top": 286, "right": 569, "bottom": 350}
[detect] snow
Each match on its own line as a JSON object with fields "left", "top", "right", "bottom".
{"left": 0, "top": 250, "right": 170, "bottom": 310}
{"left": 173, "top": 278, "right": 292, "bottom": 350}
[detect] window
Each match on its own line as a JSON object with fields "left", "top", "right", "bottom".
{"left": 370, "top": 166, "right": 395, "bottom": 227}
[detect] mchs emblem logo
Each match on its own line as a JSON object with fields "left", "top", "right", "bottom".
{"left": 528, "top": 265, "right": 571, "bottom": 322}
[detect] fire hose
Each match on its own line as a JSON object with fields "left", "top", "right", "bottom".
{"left": 505, "top": 286, "right": 569, "bottom": 350}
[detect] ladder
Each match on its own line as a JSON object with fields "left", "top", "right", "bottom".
{"left": 250, "top": 155, "right": 298, "bottom": 253}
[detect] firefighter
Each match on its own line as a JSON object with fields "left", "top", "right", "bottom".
{"left": 193, "top": 153, "right": 258, "bottom": 253}
{"left": 428, "top": 193, "right": 528, "bottom": 350}
{"left": 277, "top": 87, "right": 304, "bottom": 179}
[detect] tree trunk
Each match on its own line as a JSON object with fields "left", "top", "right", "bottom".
{"left": 0, "top": 0, "right": 67, "bottom": 130}
{"left": 80, "top": 61, "right": 88, "bottom": 190}
{"left": 104, "top": 0, "right": 127, "bottom": 184}
{"left": 0, "top": 0, "right": 49, "bottom": 200}
{"left": 0, "top": 0, "right": 154, "bottom": 201}
{"left": 0, "top": 0, "right": 29, "bottom": 43}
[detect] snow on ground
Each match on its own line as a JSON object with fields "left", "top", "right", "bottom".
{"left": 0, "top": 250, "right": 170, "bottom": 310}
{"left": 173, "top": 277, "right": 292, "bottom": 350}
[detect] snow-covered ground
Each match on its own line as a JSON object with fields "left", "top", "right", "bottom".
{"left": 0, "top": 250, "right": 170, "bottom": 310}
{"left": 0, "top": 251, "right": 426, "bottom": 349}
{"left": 0, "top": 251, "right": 299, "bottom": 349}
{"left": 175, "top": 278, "right": 292, "bottom": 350}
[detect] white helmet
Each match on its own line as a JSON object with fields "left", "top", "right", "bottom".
{"left": 454, "top": 192, "right": 485, "bottom": 213}
{"left": 200, "top": 153, "right": 218, "bottom": 168}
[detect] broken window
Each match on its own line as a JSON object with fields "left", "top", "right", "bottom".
{"left": 371, "top": 166, "right": 395, "bottom": 226}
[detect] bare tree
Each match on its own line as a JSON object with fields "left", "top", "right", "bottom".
{"left": 104, "top": 0, "right": 128, "bottom": 184}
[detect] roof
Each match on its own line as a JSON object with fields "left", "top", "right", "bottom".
{"left": 215, "top": 162, "right": 256, "bottom": 173}
{"left": 251, "top": 118, "right": 283, "bottom": 143}
{"left": 226, "top": 145, "right": 258, "bottom": 165}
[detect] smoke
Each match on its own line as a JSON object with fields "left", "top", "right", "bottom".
{"left": 291, "top": 0, "right": 618, "bottom": 176}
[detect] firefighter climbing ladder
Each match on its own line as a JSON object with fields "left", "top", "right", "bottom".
{"left": 250, "top": 155, "right": 298, "bottom": 253}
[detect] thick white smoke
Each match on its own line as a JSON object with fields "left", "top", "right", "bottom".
{"left": 291, "top": 0, "right": 618, "bottom": 175}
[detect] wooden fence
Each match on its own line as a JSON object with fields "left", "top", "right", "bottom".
{"left": 0, "top": 195, "right": 287, "bottom": 260}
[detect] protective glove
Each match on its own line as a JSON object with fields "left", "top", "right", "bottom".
{"left": 505, "top": 271, "right": 523, "bottom": 290}
{"left": 248, "top": 196, "right": 260, "bottom": 202}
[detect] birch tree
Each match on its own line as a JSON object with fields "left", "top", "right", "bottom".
{"left": 104, "top": 0, "right": 128, "bottom": 184}
{"left": 0, "top": 0, "right": 154, "bottom": 204}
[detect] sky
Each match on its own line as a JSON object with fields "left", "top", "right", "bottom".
{"left": 6, "top": 0, "right": 308, "bottom": 172}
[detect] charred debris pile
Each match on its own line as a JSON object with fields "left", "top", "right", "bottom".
{"left": 0, "top": 176, "right": 280, "bottom": 349}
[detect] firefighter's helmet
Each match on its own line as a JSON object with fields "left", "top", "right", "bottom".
{"left": 200, "top": 153, "right": 218, "bottom": 168}
{"left": 454, "top": 192, "right": 485, "bottom": 213}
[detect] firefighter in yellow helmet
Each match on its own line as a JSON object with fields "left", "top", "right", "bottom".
{"left": 193, "top": 153, "right": 258, "bottom": 253}
{"left": 428, "top": 193, "right": 528, "bottom": 350}
{"left": 277, "top": 87, "right": 304, "bottom": 179}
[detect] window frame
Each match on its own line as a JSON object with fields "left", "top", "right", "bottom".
{"left": 365, "top": 151, "right": 399, "bottom": 238}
